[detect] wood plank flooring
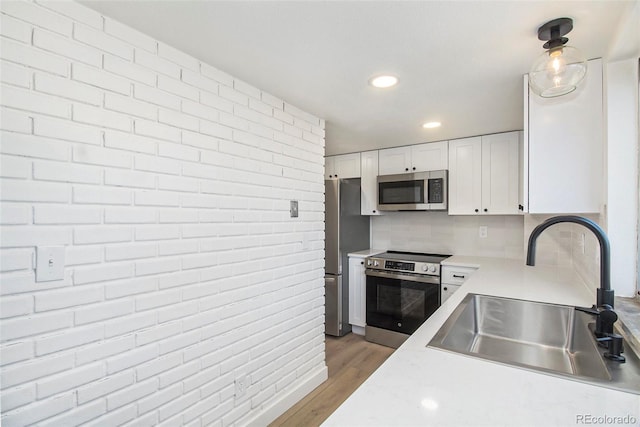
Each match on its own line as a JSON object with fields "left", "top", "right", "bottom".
{"left": 270, "top": 333, "right": 395, "bottom": 427}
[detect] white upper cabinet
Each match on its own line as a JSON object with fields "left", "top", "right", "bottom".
{"left": 360, "top": 150, "right": 382, "bottom": 215}
{"left": 526, "top": 58, "right": 603, "bottom": 213}
{"left": 378, "top": 141, "right": 448, "bottom": 175}
{"left": 325, "top": 153, "right": 361, "bottom": 179}
{"left": 448, "top": 132, "right": 521, "bottom": 215}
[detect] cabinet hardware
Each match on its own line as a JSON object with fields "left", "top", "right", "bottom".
{"left": 443, "top": 287, "right": 448, "bottom": 291}
{"left": 518, "top": 204, "right": 524, "bottom": 211}
{"left": 484, "top": 208, "right": 488, "bottom": 212}
{"left": 474, "top": 209, "right": 479, "bottom": 213}
{"left": 453, "top": 274, "right": 465, "bottom": 279}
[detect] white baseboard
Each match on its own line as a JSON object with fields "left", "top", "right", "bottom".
{"left": 243, "top": 364, "right": 329, "bottom": 426}
{"left": 351, "top": 325, "right": 365, "bottom": 336}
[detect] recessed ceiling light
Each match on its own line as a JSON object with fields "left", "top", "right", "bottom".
{"left": 369, "top": 75, "right": 398, "bottom": 88}
{"left": 422, "top": 121, "right": 441, "bottom": 129}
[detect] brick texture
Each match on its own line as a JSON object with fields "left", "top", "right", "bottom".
{"left": 0, "top": 1, "right": 325, "bottom": 425}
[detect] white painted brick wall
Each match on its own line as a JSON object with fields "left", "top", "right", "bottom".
{"left": 0, "top": 1, "right": 326, "bottom": 425}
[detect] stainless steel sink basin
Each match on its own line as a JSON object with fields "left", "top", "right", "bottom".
{"left": 428, "top": 293, "right": 640, "bottom": 394}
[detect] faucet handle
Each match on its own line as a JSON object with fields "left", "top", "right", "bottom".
{"left": 597, "top": 334, "right": 626, "bottom": 363}
{"left": 595, "top": 305, "right": 618, "bottom": 337}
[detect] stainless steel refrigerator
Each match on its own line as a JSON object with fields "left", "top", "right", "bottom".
{"left": 325, "top": 178, "right": 370, "bottom": 336}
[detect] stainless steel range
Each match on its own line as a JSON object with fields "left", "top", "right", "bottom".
{"left": 365, "top": 251, "right": 450, "bottom": 348}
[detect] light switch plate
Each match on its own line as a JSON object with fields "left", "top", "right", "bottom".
{"left": 290, "top": 200, "right": 299, "bottom": 218}
{"left": 36, "top": 246, "right": 65, "bottom": 282}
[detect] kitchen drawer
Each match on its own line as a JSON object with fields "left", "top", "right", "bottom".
{"left": 442, "top": 265, "right": 477, "bottom": 285}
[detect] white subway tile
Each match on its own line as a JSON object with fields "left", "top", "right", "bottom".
{"left": 74, "top": 299, "right": 134, "bottom": 325}
{"left": 158, "top": 43, "right": 199, "bottom": 71}
{"left": 158, "top": 141, "right": 199, "bottom": 162}
{"left": 135, "top": 321, "right": 181, "bottom": 346}
{"left": 0, "top": 131, "right": 71, "bottom": 162}
{"left": 33, "top": 160, "right": 102, "bottom": 184}
{"left": 0, "top": 341, "right": 33, "bottom": 366}
{"left": 35, "top": 324, "right": 103, "bottom": 355}
{"left": 34, "top": 204, "right": 102, "bottom": 224}
{"left": 74, "top": 262, "right": 134, "bottom": 285}
{"left": 134, "top": 83, "right": 181, "bottom": 110}
{"left": 0, "top": 204, "right": 31, "bottom": 225}
{"left": 219, "top": 85, "right": 248, "bottom": 106}
{"left": 220, "top": 110, "right": 248, "bottom": 131}
{"left": 73, "top": 103, "right": 132, "bottom": 132}
{"left": 0, "top": 38, "right": 69, "bottom": 76}
{"left": 36, "top": 0, "right": 103, "bottom": 29}
{"left": 33, "top": 28, "right": 101, "bottom": 67}
{"left": 261, "top": 92, "right": 284, "bottom": 110}
{"left": 105, "top": 344, "right": 157, "bottom": 374}
{"left": 106, "top": 378, "right": 157, "bottom": 411}
{"left": 134, "top": 190, "right": 180, "bottom": 207}
{"left": 137, "top": 383, "right": 181, "bottom": 415}
{"left": 249, "top": 98, "right": 273, "bottom": 116}
{"left": 38, "top": 399, "right": 107, "bottom": 427}
{"left": 34, "top": 285, "right": 102, "bottom": 313}
{"left": 1, "top": 384, "right": 36, "bottom": 412}
{"left": 104, "top": 276, "right": 156, "bottom": 299}
{"left": 181, "top": 99, "right": 219, "bottom": 123}
{"left": 73, "top": 226, "right": 131, "bottom": 245}
{"left": 157, "top": 301, "right": 199, "bottom": 325}
{"left": 181, "top": 130, "right": 219, "bottom": 151}
{"left": 1, "top": 226, "right": 71, "bottom": 248}
{"left": 1, "top": 61, "right": 31, "bottom": 88}
{"left": 200, "top": 91, "right": 234, "bottom": 113}
{"left": 136, "top": 352, "right": 181, "bottom": 381}
{"left": 273, "top": 108, "right": 294, "bottom": 125}
{"left": 72, "top": 63, "right": 131, "bottom": 95}
{"left": 1, "top": 179, "right": 69, "bottom": 202}
{"left": 158, "top": 109, "right": 199, "bottom": 132}
{"left": 75, "top": 335, "right": 134, "bottom": 366}
{"left": 0, "top": 294, "right": 32, "bottom": 317}
{"left": 36, "top": 363, "right": 104, "bottom": 398}
{"left": 157, "top": 75, "right": 199, "bottom": 101}
{"left": 200, "top": 63, "right": 233, "bottom": 87}
{"left": 104, "top": 54, "right": 156, "bottom": 86}
{"left": 1, "top": 84, "right": 70, "bottom": 118}
{"left": 0, "top": 311, "right": 73, "bottom": 342}
{"left": 157, "top": 270, "right": 199, "bottom": 289}
{"left": 85, "top": 405, "right": 137, "bottom": 427}
{"left": 157, "top": 175, "right": 200, "bottom": 193}
{"left": 104, "top": 94, "right": 157, "bottom": 121}
{"left": 284, "top": 102, "right": 320, "bottom": 126}
{"left": 34, "top": 115, "right": 103, "bottom": 145}
{"left": 77, "top": 371, "right": 134, "bottom": 404}
{"left": 158, "top": 239, "right": 198, "bottom": 257}
{"left": 199, "top": 120, "right": 233, "bottom": 140}
{"left": 104, "top": 168, "right": 156, "bottom": 189}
{"left": 234, "top": 79, "right": 261, "bottom": 99}
{"left": 105, "top": 18, "right": 156, "bottom": 52}
{"left": 105, "top": 243, "right": 156, "bottom": 261}
{"left": 0, "top": 248, "right": 33, "bottom": 273}
{"left": 158, "top": 389, "right": 199, "bottom": 421}
{"left": 73, "top": 186, "right": 133, "bottom": 205}
{"left": 134, "top": 119, "right": 181, "bottom": 143}
{"left": 135, "top": 257, "right": 181, "bottom": 276}
{"left": 73, "top": 145, "right": 132, "bottom": 168}
{"left": 134, "top": 153, "right": 181, "bottom": 175}
{"left": 74, "top": 23, "right": 133, "bottom": 60}
{"left": 104, "top": 206, "right": 156, "bottom": 224}
{"left": 104, "top": 312, "right": 156, "bottom": 340}
{"left": 1, "top": 0, "right": 73, "bottom": 36}
{"left": 103, "top": 129, "right": 157, "bottom": 155}
{"left": 181, "top": 68, "right": 218, "bottom": 94}
{"left": 136, "top": 289, "right": 181, "bottom": 312}
{"left": 0, "top": 154, "right": 31, "bottom": 179}
{"left": 0, "top": 393, "right": 74, "bottom": 427}
{"left": 134, "top": 49, "right": 180, "bottom": 78}
{"left": 0, "top": 13, "right": 31, "bottom": 43}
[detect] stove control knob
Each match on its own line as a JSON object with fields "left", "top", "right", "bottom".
{"left": 367, "top": 260, "right": 372, "bottom": 266}
{"left": 429, "top": 265, "right": 437, "bottom": 273}
{"left": 373, "top": 260, "right": 380, "bottom": 267}
{"left": 422, "top": 265, "right": 428, "bottom": 272}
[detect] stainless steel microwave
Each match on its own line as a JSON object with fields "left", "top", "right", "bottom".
{"left": 377, "top": 170, "right": 448, "bottom": 211}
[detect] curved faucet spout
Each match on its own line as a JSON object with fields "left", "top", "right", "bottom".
{"left": 525, "top": 215, "right": 614, "bottom": 308}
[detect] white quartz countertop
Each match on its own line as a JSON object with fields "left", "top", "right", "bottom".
{"left": 323, "top": 256, "right": 640, "bottom": 426}
{"left": 347, "top": 249, "right": 385, "bottom": 258}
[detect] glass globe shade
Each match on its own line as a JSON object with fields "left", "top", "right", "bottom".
{"left": 528, "top": 46, "right": 587, "bottom": 98}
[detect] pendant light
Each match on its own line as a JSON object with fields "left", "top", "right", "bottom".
{"left": 529, "top": 17, "right": 587, "bottom": 98}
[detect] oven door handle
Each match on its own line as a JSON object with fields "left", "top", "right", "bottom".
{"left": 365, "top": 269, "right": 440, "bottom": 285}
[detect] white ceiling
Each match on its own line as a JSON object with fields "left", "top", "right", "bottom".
{"left": 80, "top": 1, "right": 636, "bottom": 155}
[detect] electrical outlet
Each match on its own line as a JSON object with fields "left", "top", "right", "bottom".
{"left": 479, "top": 226, "right": 488, "bottom": 239}
{"left": 235, "top": 374, "right": 247, "bottom": 398}
{"left": 290, "top": 200, "right": 299, "bottom": 218}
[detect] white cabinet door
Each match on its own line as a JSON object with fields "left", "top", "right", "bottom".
{"left": 325, "top": 153, "right": 361, "bottom": 179}
{"left": 411, "top": 141, "right": 448, "bottom": 172}
{"left": 527, "top": 58, "right": 603, "bottom": 213}
{"left": 348, "top": 256, "right": 366, "bottom": 329}
{"left": 441, "top": 284, "right": 460, "bottom": 304}
{"left": 361, "top": 150, "right": 382, "bottom": 215}
{"left": 448, "top": 137, "right": 482, "bottom": 215}
{"left": 378, "top": 146, "right": 411, "bottom": 175}
{"left": 481, "top": 132, "right": 520, "bottom": 215}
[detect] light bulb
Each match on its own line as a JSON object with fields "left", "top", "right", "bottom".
{"left": 529, "top": 45, "right": 586, "bottom": 97}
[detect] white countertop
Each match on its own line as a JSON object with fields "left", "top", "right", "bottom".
{"left": 348, "top": 249, "right": 385, "bottom": 258}
{"left": 323, "top": 256, "right": 640, "bottom": 426}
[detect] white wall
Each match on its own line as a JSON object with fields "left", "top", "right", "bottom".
{"left": 0, "top": 1, "right": 327, "bottom": 425}
{"left": 371, "top": 213, "right": 524, "bottom": 259}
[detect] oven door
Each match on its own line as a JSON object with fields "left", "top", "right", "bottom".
{"left": 365, "top": 269, "right": 440, "bottom": 335}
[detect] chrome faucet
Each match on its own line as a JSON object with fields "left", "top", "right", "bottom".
{"left": 525, "top": 215, "right": 614, "bottom": 308}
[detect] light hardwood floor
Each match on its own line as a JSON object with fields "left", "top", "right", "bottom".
{"left": 270, "top": 333, "right": 395, "bottom": 427}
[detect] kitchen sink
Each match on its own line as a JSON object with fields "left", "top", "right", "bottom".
{"left": 428, "top": 293, "right": 640, "bottom": 394}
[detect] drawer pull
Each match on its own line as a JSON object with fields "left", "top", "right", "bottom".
{"left": 452, "top": 274, "right": 466, "bottom": 279}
